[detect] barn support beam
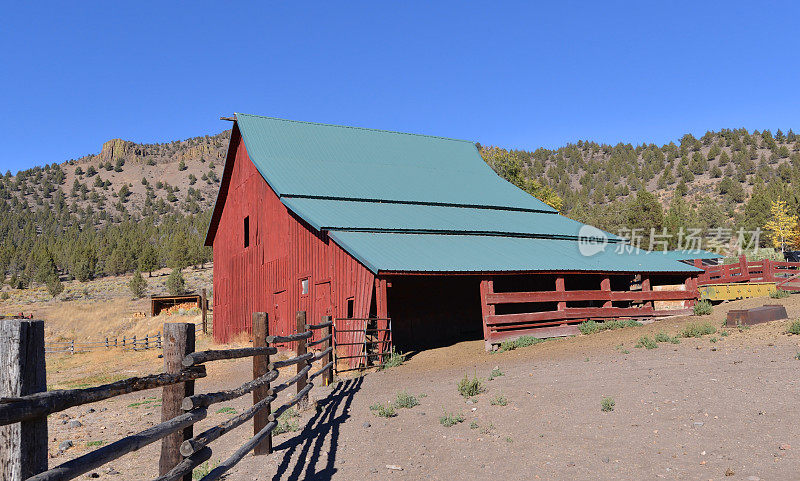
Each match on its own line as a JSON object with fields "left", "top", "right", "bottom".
{"left": 600, "top": 277, "right": 611, "bottom": 308}
{"left": 375, "top": 278, "right": 389, "bottom": 361}
{"left": 555, "top": 277, "right": 566, "bottom": 311}
{"left": 479, "top": 278, "right": 495, "bottom": 351}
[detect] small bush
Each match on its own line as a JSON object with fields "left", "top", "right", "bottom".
{"left": 216, "top": 406, "right": 236, "bottom": 415}
{"left": 274, "top": 408, "right": 301, "bottom": 433}
{"left": 490, "top": 394, "right": 508, "bottom": 406}
{"left": 709, "top": 337, "right": 718, "bottom": 343}
{"left": 498, "top": 335, "right": 545, "bottom": 352}
{"left": 369, "top": 403, "right": 396, "bottom": 418}
{"left": 193, "top": 460, "right": 219, "bottom": 480}
{"left": 693, "top": 300, "right": 713, "bottom": 316}
{"left": 770, "top": 289, "right": 791, "bottom": 299}
{"left": 635, "top": 336, "right": 658, "bottom": 349}
{"left": 654, "top": 332, "right": 680, "bottom": 344}
{"left": 469, "top": 420, "right": 479, "bottom": 429}
{"left": 488, "top": 367, "right": 504, "bottom": 380}
{"left": 795, "top": 352, "right": 800, "bottom": 360}
{"left": 0, "top": 292, "right": 8, "bottom": 300}
{"left": 457, "top": 374, "right": 485, "bottom": 398}
{"left": 601, "top": 397, "right": 615, "bottom": 412}
{"left": 393, "top": 391, "right": 419, "bottom": 409}
{"left": 479, "top": 422, "right": 495, "bottom": 434}
{"left": 86, "top": 440, "right": 105, "bottom": 447}
{"left": 787, "top": 320, "right": 800, "bottom": 335}
{"left": 439, "top": 411, "right": 465, "bottom": 427}
{"left": 166, "top": 269, "right": 186, "bottom": 295}
{"left": 579, "top": 320, "right": 599, "bottom": 335}
{"left": 380, "top": 349, "right": 405, "bottom": 369}
{"left": 720, "top": 330, "right": 730, "bottom": 337}
{"left": 681, "top": 322, "right": 717, "bottom": 338}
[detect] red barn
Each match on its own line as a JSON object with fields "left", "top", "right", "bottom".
{"left": 205, "top": 114, "right": 700, "bottom": 356}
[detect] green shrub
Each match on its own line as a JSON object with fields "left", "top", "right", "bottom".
{"left": 488, "top": 367, "right": 504, "bottom": 380}
{"left": 439, "top": 411, "right": 465, "bottom": 427}
{"left": 490, "top": 394, "right": 508, "bottom": 406}
{"left": 393, "top": 391, "right": 419, "bottom": 409}
{"left": 498, "top": 335, "right": 545, "bottom": 352}
{"left": 216, "top": 406, "right": 236, "bottom": 415}
{"left": 770, "top": 289, "right": 791, "bottom": 299}
{"left": 380, "top": 349, "right": 405, "bottom": 369}
{"left": 693, "top": 300, "right": 713, "bottom": 316}
{"left": 166, "top": 269, "right": 186, "bottom": 295}
{"left": 787, "top": 320, "right": 800, "bottom": 335}
{"left": 601, "top": 397, "right": 615, "bottom": 412}
{"left": 654, "top": 332, "right": 680, "bottom": 344}
{"left": 469, "top": 420, "right": 479, "bottom": 429}
{"left": 578, "top": 320, "right": 599, "bottom": 335}
{"left": 795, "top": 352, "right": 800, "bottom": 360}
{"left": 47, "top": 277, "right": 64, "bottom": 298}
{"left": 273, "top": 408, "right": 301, "bottom": 433}
{"left": 129, "top": 270, "right": 147, "bottom": 298}
{"left": 720, "top": 330, "right": 730, "bottom": 337}
{"left": 457, "top": 374, "right": 485, "bottom": 398}
{"left": 369, "top": 403, "right": 396, "bottom": 418}
{"left": 681, "top": 322, "right": 717, "bottom": 338}
{"left": 0, "top": 292, "right": 8, "bottom": 300}
{"left": 193, "top": 460, "right": 219, "bottom": 480}
{"left": 635, "top": 336, "right": 658, "bottom": 349}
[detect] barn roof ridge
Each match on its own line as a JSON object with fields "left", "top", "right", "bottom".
{"left": 235, "top": 112, "right": 475, "bottom": 144}
{"left": 278, "top": 193, "right": 558, "bottom": 214}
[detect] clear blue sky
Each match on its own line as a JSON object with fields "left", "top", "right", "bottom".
{"left": 2, "top": 1, "right": 800, "bottom": 174}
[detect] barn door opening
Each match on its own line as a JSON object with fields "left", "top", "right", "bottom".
{"left": 387, "top": 275, "right": 483, "bottom": 352}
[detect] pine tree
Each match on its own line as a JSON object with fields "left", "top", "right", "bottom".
{"left": 166, "top": 268, "right": 186, "bottom": 295}
{"left": 129, "top": 270, "right": 147, "bottom": 298}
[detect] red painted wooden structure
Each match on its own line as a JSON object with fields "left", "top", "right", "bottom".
{"left": 206, "top": 123, "right": 703, "bottom": 358}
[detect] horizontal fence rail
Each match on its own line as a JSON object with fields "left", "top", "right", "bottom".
{"left": 332, "top": 318, "right": 393, "bottom": 372}
{"left": 0, "top": 312, "right": 335, "bottom": 481}
{"left": 696, "top": 256, "right": 800, "bottom": 289}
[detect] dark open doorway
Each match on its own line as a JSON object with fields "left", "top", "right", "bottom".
{"left": 386, "top": 275, "right": 484, "bottom": 352}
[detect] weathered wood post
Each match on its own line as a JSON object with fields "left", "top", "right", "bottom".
{"left": 105, "top": 337, "right": 109, "bottom": 348}
{"left": 201, "top": 289, "right": 208, "bottom": 335}
{"left": 296, "top": 311, "right": 309, "bottom": 410}
{"left": 252, "top": 312, "right": 272, "bottom": 455}
{"left": 0, "top": 319, "right": 48, "bottom": 480}
{"left": 322, "top": 315, "right": 333, "bottom": 386}
{"left": 70, "top": 339, "right": 75, "bottom": 355}
{"left": 159, "top": 323, "right": 195, "bottom": 480}
{"left": 132, "top": 335, "right": 137, "bottom": 351}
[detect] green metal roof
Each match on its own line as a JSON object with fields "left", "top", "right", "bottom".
{"left": 656, "top": 249, "right": 723, "bottom": 261}
{"left": 236, "top": 113, "right": 556, "bottom": 212}
{"left": 231, "top": 114, "right": 698, "bottom": 275}
{"left": 281, "top": 197, "right": 621, "bottom": 240}
{"left": 328, "top": 231, "right": 703, "bottom": 273}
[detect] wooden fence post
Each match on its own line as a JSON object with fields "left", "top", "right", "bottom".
{"left": 322, "top": 315, "right": 332, "bottom": 386}
{"left": 252, "top": 312, "right": 271, "bottom": 455}
{"left": 159, "top": 323, "right": 195, "bottom": 480}
{"left": 296, "top": 311, "right": 309, "bottom": 410}
{"left": 201, "top": 289, "right": 208, "bottom": 335}
{"left": 0, "top": 319, "right": 48, "bottom": 480}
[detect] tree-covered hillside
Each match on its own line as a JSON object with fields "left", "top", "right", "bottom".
{"left": 480, "top": 128, "right": 800, "bottom": 247}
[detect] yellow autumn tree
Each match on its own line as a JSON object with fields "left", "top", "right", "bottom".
{"left": 764, "top": 199, "right": 799, "bottom": 253}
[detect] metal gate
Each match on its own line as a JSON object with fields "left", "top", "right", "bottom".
{"left": 332, "top": 317, "right": 392, "bottom": 373}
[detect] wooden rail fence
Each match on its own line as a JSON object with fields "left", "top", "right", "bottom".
{"left": 696, "top": 255, "right": 800, "bottom": 290}
{"left": 0, "top": 312, "right": 333, "bottom": 481}
{"left": 44, "top": 325, "right": 207, "bottom": 355}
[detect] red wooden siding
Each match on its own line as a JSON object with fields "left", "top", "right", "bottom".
{"left": 211, "top": 131, "right": 375, "bottom": 348}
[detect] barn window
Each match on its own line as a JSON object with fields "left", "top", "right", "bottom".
{"left": 243, "top": 216, "right": 250, "bottom": 248}
{"left": 346, "top": 298, "right": 354, "bottom": 318}
{"left": 300, "top": 278, "right": 309, "bottom": 295}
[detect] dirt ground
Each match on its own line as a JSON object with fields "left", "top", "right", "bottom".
{"left": 40, "top": 295, "right": 800, "bottom": 480}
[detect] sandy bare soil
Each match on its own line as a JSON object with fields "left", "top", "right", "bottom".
{"left": 40, "top": 296, "right": 800, "bottom": 480}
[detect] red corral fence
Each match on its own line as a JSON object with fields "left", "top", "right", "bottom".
{"left": 695, "top": 255, "right": 800, "bottom": 290}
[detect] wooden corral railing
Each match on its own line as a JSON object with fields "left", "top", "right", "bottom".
{"left": 696, "top": 255, "right": 800, "bottom": 289}
{"left": 0, "top": 312, "right": 333, "bottom": 481}
{"left": 480, "top": 276, "right": 698, "bottom": 345}
{"left": 332, "top": 318, "right": 392, "bottom": 372}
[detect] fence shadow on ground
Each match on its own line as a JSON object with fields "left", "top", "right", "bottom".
{"left": 271, "top": 376, "right": 364, "bottom": 481}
